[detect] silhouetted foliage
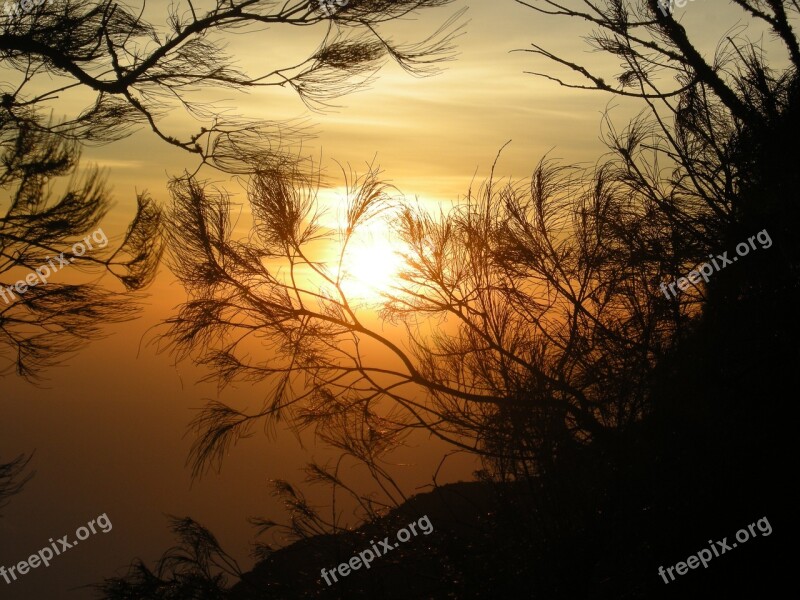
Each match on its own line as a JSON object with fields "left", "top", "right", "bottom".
{"left": 1, "top": 0, "right": 467, "bottom": 377}
{"left": 94, "top": 516, "right": 243, "bottom": 599}
{"left": 1, "top": 0, "right": 465, "bottom": 174}
{"left": 156, "top": 0, "right": 799, "bottom": 523}
{"left": 0, "top": 453, "right": 32, "bottom": 513}
{"left": 161, "top": 147, "right": 689, "bottom": 486}
{"left": 0, "top": 122, "right": 163, "bottom": 378}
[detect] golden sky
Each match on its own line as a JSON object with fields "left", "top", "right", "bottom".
{"left": 67, "top": 0, "right": 770, "bottom": 223}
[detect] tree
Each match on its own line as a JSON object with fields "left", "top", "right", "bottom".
{"left": 0, "top": 452, "right": 32, "bottom": 513}
{"left": 1, "top": 0, "right": 466, "bottom": 174}
{"left": 0, "top": 120, "right": 160, "bottom": 510}
{"left": 516, "top": 0, "right": 800, "bottom": 256}
{"left": 94, "top": 516, "right": 244, "bottom": 599}
{"left": 0, "top": 122, "right": 163, "bottom": 377}
{"left": 1, "top": 0, "right": 466, "bottom": 376}
{"left": 161, "top": 1, "right": 800, "bottom": 483}
{"left": 163, "top": 156, "right": 682, "bottom": 484}
{"left": 2, "top": 0, "right": 470, "bottom": 570}
{"left": 511, "top": 0, "right": 800, "bottom": 454}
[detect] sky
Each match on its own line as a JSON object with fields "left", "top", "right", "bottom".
{"left": 0, "top": 1, "right": 771, "bottom": 598}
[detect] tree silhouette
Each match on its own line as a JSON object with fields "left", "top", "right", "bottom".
{"left": 1, "top": 0, "right": 466, "bottom": 376}
{"left": 0, "top": 452, "right": 32, "bottom": 513}
{"left": 2, "top": 0, "right": 467, "bottom": 371}
{"left": 93, "top": 516, "right": 244, "bottom": 599}
{"left": 1, "top": 0, "right": 465, "bottom": 174}
{"left": 161, "top": 157, "right": 685, "bottom": 483}
{"left": 0, "top": 122, "right": 163, "bottom": 378}
{"left": 517, "top": 0, "right": 800, "bottom": 247}
{"left": 156, "top": 2, "right": 800, "bottom": 483}
{"left": 2, "top": 0, "right": 471, "bottom": 571}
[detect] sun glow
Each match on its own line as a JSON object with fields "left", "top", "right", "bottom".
{"left": 314, "top": 187, "right": 410, "bottom": 304}
{"left": 338, "top": 225, "right": 407, "bottom": 303}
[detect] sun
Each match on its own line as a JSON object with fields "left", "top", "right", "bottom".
{"left": 315, "top": 186, "right": 409, "bottom": 304}
{"left": 338, "top": 225, "right": 406, "bottom": 303}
